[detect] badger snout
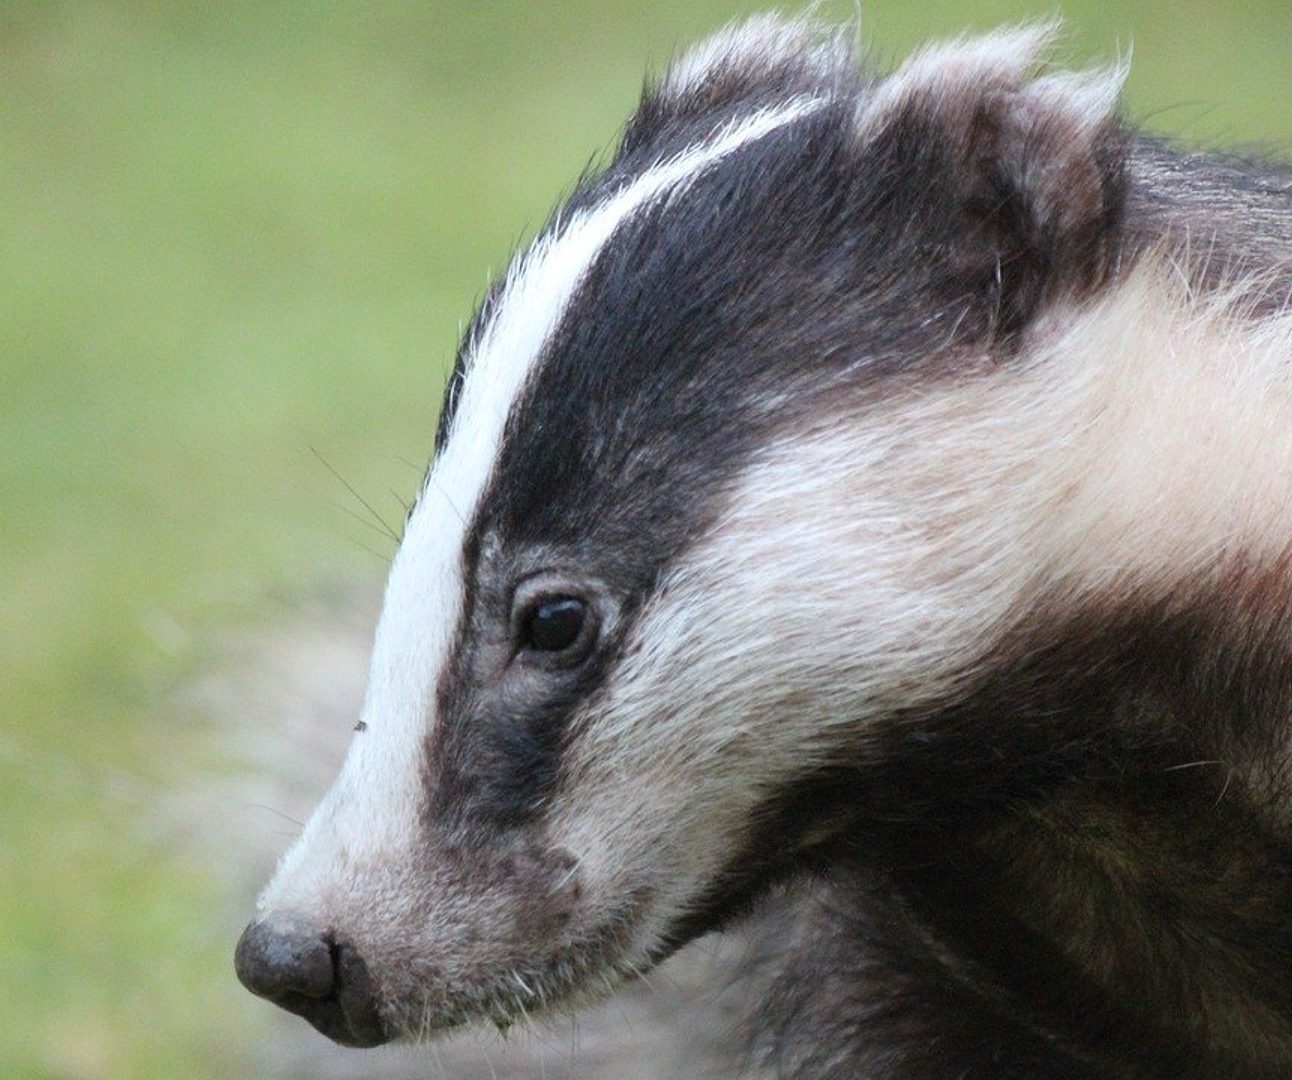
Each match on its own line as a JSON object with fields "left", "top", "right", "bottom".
{"left": 234, "top": 915, "right": 389, "bottom": 1048}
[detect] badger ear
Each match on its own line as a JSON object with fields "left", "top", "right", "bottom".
{"left": 622, "top": 15, "right": 858, "bottom": 155}
{"left": 863, "top": 24, "right": 1130, "bottom": 338}
{"left": 660, "top": 14, "right": 856, "bottom": 101}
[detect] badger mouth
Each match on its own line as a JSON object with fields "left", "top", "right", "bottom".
{"left": 375, "top": 893, "right": 657, "bottom": 1044}
{"left": 394, "top": 952, "right": 632, "bottom": 1040}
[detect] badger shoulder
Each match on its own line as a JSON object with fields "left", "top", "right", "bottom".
{"left": 636, "top": 17, "right": 1292, "bottom": 1079}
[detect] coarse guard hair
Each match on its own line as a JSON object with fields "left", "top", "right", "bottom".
{"left": 237, "top": 14, "right": 1292, "bottom": 1078}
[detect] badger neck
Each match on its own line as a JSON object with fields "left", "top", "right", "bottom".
{"left": 746, "top": 263, "right": 1292, "bottom": 1074}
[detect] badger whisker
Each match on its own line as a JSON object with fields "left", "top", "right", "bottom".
{"left": 309, "top": 445, "right": 401, "bottom": 543}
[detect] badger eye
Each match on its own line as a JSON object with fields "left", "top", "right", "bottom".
{"left": 520, "top": 596, "right": 589, "bottom": 655}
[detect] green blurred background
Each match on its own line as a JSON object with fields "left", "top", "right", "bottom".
{"left": 3, "top": 1, "right": 1291, "bottom": 1075}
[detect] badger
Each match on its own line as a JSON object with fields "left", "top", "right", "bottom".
{"left": 234, "top": 15, "right": 1292, "bottom": 1078}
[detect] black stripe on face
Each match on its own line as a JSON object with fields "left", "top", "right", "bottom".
{"left": 420, "top": 72, "right": 1129, "bottom": 830}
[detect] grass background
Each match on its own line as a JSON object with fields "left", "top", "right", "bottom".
{"left": 4, "top": 1, "right": 1292, "bottom": 1075}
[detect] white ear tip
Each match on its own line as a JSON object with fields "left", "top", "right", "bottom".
{"left": 856, "top": 20, "right": 1062, "bottom": 134}
{"left": 969, "top": 17, "right": 1064, "bottom": 72}
{"left": 661, "top": 13, "right": 855, "bottom": 99}
{"left": 911, "top": 19, "right": 1061, "bottom": 81}
{"left": 1026, "top": 63, "right": 1128, "bottom": 129}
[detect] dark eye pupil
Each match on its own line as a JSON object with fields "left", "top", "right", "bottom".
{"left": 524, "top": 597, "right": 586, "bottom": 652}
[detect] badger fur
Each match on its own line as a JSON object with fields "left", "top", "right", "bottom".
{"left": 235, "top": 16, "right": 1292, "bottom": 1078}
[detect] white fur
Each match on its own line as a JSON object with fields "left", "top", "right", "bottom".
{"left": 662, "top": 13, "right": 851, "bottom": 98}
{"left": 1024, "top": 62, "right": 1129, "bottom": 132}
{"left": 258, "top": 94, "right": 828, "bottom": 916}
{"left": 857, "top": 21, "right": 1058, "bottom": 136}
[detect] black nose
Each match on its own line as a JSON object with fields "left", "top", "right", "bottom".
{"left": 234, "top": 916, "right": 388, "bottom": 1047}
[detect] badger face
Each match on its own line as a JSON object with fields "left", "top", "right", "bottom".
{"left": 236, "top": 18, "right": 1132, "bottom": 1046}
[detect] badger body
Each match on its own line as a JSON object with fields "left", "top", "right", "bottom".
{"left": 235, "top": 18, "right": 1292, "bottom": 1078}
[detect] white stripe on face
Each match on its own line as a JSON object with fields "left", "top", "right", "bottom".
{"left": 259, "top": 94, "right": 827, "bottom": 913}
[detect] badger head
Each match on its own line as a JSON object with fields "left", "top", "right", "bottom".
{"left": 235, "top": 17, "right": 1129, "bottom": 1047}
